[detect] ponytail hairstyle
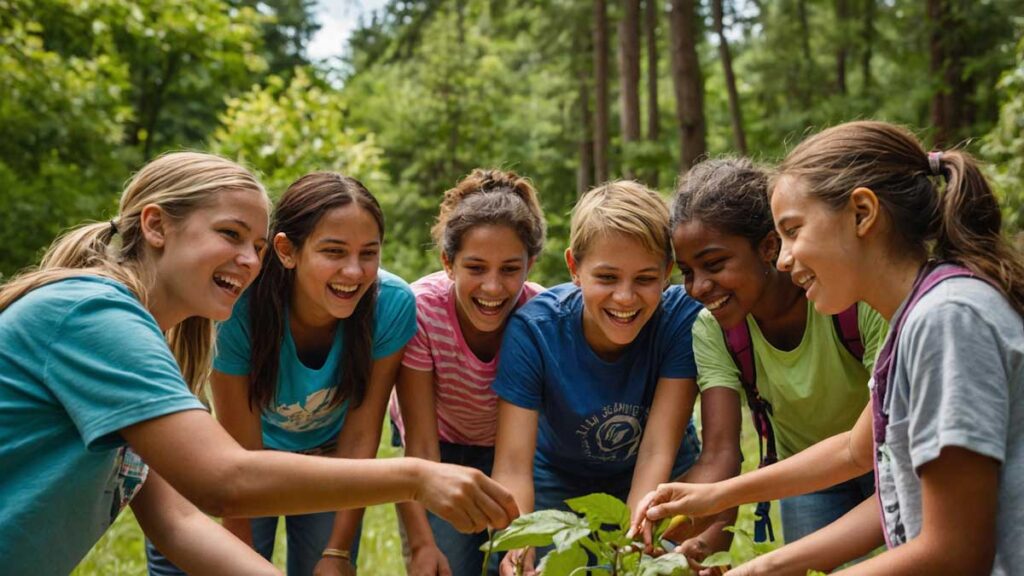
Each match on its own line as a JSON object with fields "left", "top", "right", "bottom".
{"left": 672, "top": 157, "right": 772, "bottom": 248}
{"left": 775, "top": 120, "right": 1024, "bottom": 316}
{"left": 432, "top": 168, "right": 546, "bottom": 262}
{"left": 571, "top": 180, "right": 672, "bottom": 266}
{"left": 0, "top": 152, "right": 267, "bottom": 394}
{"left": 247, "top": 172, "right": 384, "bottom": 412}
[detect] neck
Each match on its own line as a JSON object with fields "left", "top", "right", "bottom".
{"left": 749, "top": 269, "right": 806, "bottom": 323}
{"left": 454, "top": 300, "right": 504, "bottom": 360}
{"left": 859, "top": 253, "right": 928, "bottom": 321}
{"left": 289, "top": 290, "right": 338, "bottom": 335}
{"left": 145, "top": 280, "right": 183, "bottom": 333}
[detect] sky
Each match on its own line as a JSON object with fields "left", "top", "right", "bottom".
{"left": 307, "top": 0, "right": 387, "bottom": 61}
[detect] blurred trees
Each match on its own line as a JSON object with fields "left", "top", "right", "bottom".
{"left": 1, "top": 0, "right": 1021, "bottom": 287}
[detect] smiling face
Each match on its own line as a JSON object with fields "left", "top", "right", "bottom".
{"left": 443, "top": 224, "right": 533, "bottom": 335}
{"left": 568, "top": 232, "right": 671, "bottom": 359}
{"left": 151, "top": 188, "right": 269, "bottom": 326}
{"left": 672, "top": 220, "right": 776, "bottom": 329}
{"left": 771, "top": 176, "right": 862, "bottom": 314}
{"left": 280, "top": 203, "right": 382, "bottom": 326}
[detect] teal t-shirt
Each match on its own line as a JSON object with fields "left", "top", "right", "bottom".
{"left": 214, "top": 269, "right": 417, "bottom": 451}
{"left": 0, "top": 276, "right": 206, "bottom": 575}
{"left": 693, "top": 300, "right": 888, "bottom": 459}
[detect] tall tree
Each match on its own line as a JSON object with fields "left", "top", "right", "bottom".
{"left": 618, "top": 0, "right": 641, "bottom": 178}
{"left": 593, "top": 0, "right": 610, "bottom": 183}
{"left": 835, "top": 0, "right": 849, "bottom": 94}
{"left": 712, "top": 0, "right": 747, "bottom": 155}
{"left": 668, "top": 0, "right": 706, "bottom": 171}
{"left": 928, "top": 0, "right": 956, "bottom": 145}
{"left": 861, "top": 0, "right": 875, "bottom": 93}
{"left": 645, "top": 0, "right": 660, "bottom": 186}
{"left": 576, "top": 17, "right": 594, "bottom": 197}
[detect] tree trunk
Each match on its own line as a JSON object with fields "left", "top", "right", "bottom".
{"left": 712, "top": 0, "right": 747, "bottom": 155}
{"left": 668, "top": 0, "right": 706, "bottom": 171}
{"left": 645, "top": 0, "right": 660, "bottom": 187}
{"left": 928, "top": 0, "right": 955, "bottom": 146}
{"left": 618, "top": 0, "right": 641, "bottom": 179}
{"left": 576, "top": 20, "right": 594, "bottom": 197}
{"left": 593, "top": 0, "right": 610, "bottom": 183}
{"left": 861, "top": 0, "right": 874, "bottom": 93}
{"left": 835, "top": 0, "right": 848, "bottom": 94}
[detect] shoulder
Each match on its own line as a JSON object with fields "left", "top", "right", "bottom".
{"left": 516, "top": 282, "right": 577, "bottom": 321}
{"left": 376, "top": 269, "right": 416, "bottom": 308}
{"left": 692, "top": 308, "right": 722, "bottom": 339}
{"left": 658, "top": 285, "right": 703, "bottom": 325}
{"left": 522, "top": 280, "right": 545, "bottom": 299}
{"left": 906, "top": 276, "right": 1017, "bottom": 334}
{"left": 16, "top": 276, "right": 153, "bottom": 327}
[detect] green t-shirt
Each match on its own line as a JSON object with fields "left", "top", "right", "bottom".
{"left": 693, "top": 301, "right": 888, "bottom": 459}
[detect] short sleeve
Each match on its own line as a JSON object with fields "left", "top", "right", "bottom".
{"left": 372, "top": 280, "right": 417, "bottom": 360}
{"left": 491, "top": 313, "right": 545, "bottom": 410}
{"left": 43, "top": 293, "right": 205, "bottom": 449}
{"left": 857, "top": 301, "right": 889, "bottom": 372}
{"left": 901, "top": 295, "right": 1010, "bottom": 472}
{"left": 657, "top": 288, "right": 701, "bottom": 379}
{"left": 212, "top": 297, "right": 253, "bottom": 376}
{"left": 692, "top": 311, "right": 743, "bottom": 393}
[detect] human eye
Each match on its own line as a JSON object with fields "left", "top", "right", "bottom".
{"left": 705, "top": 257, "right": 727, "bottom": 272}
{"left": 635, "top": 275, "right": 657, "bottom": 285}
{"left": 360, "top": 249, "right": 379, "bottom": 260}
{"left": 501, "top": 265, "right": 522, "bottom": 275}
{"left": 219, "top": 228, "right": 241, "bottom": 241}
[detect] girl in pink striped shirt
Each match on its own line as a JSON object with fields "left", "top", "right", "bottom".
{"left": 388, "top": 169, "right": 546, "bottom": 576}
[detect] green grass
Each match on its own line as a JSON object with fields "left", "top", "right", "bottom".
{"left": 73, "top": 406, "right": 780, "bottom": 574}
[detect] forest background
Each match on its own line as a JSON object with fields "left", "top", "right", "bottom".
{"left": 2, "top": 0, "right": 1021, "bottom": 573}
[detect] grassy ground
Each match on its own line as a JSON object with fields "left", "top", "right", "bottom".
{"left": 72, "top": 405, "right": 780, "bottom": 574}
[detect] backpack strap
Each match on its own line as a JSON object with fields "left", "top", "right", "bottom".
{"left": 723, "top": 320, "right": 778, "bottom": 542}
{"left": 832, "top": 304, "right": 864, "bottom": 362}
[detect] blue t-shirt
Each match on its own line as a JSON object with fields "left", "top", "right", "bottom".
{"left": 492, "top": 283, "right": 703, "bottom": 477}
{"left": 214, "top": 269, "right": 417, "bottom": 451}
{"left": 0, "top": 277, "right": 206, "bottom": 575}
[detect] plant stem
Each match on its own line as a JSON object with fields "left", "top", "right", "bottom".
{"left": 481, "top": 529, "right": 494, "bottom": 576}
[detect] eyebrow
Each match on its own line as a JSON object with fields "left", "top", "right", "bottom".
{"left": 775, "top": 215, "right": 796, "bottom": 229}
{"left": 693, "top": 245, "right": 725, "bottom": 259}
{"left": 317, "top": 238, "right": 381, "bottom": 247}
{"left": 462, "top": 256, "right": 523, "bottom": 264}
{"left": 592, "top": 264, "right": 661, "bottom": 274}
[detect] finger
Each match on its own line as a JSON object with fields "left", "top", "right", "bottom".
{"left": 479, "top": 476, "right": 520, "bottom": 528}
{"left": 474, "top": 482, "right": 515, "bottom": 531}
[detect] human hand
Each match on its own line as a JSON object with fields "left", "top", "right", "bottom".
{"left": 313, "top": 556, "right": 356, "bottom": 576}
{"left": 675, "top": 537, "right": 728, "bottom": 576}
{"left": 408, "top": 543, "right": 452, "bottom": 576}
{"left": 498, "top": 547, "right": 536, "bottom": 576}
{"left": 628, "top": 482, "right": 725, "bottom": 547}
{"left": 414, "top": 461, "right": 519, "bottom": 533}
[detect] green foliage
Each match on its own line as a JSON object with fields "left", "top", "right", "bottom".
{"left": 483, "top": 493, "right": 693, "bottom": 576}
{"left": 983, "top": 29, "right": 1024, "bottom": 233}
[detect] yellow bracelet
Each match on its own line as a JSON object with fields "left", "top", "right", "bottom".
{"left": 322, "top": 548, "right": 352, "bottom": 561}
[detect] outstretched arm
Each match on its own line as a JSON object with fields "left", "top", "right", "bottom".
{"left": 492, "top": 400, "right": 540, "bottom": 576}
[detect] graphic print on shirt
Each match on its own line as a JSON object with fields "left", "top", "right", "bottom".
{"left": 575, "top": 402, "right": 648, "bottom": 462}
{"left": 107, "top": 447, "right": 149, "bottom": 524}
{"left": 876, "top": 441, "right": 907, "bottom": 546}
{"left": 266, "top": 388, "right": 340, "bottom": 433}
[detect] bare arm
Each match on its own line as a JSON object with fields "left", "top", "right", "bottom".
{"left": 393, "top": 364, "right": 452, "bottom": 576}
{"left": 120, "top": 409, "right": 518, "bottom": 532}
{"left": 633, "top": 401, "right": 873, "bottom": 529}
{"left": 492, "top": 400, "right": 540, "bottom": 576}
{"left": 320, "top": 351, "right": 403, "bottom": 572}
{"left": 131, "top": 470, "right": 280, "bottom": 576}
{"left": 834, "top": 447, "right": 998, "bottom": 576}
{"left": 728, "top": 494, "right": 883, "bottom": 576}
{"left": 208, "top": 369, "right": 264, "bottom": 545}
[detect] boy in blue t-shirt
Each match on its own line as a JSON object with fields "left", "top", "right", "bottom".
{"left": 491, "top": 181, "right": 738, "bottom": 574}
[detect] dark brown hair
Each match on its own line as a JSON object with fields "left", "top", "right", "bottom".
{"left": 775, "top": 120, "right": 1024, "bottom": 316}
{"left": 671, "top": 157, "right": 772, "bottom": 247}
{"left": 432, "top": 169, "right": 545, "bottom": 261}
{"left": 247, "top": 172, "right": 384, "bottom": 411}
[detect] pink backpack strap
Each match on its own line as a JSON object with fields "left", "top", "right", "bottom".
{"left": 832, "top": 304, "right": 864, "bottom": 361}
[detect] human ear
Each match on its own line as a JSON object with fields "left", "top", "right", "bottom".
{"left": 525, "top": 255, "right": 537, "bottom": 274}
{"left": 273, "top": 232, "right": 297, "bottom": 269}
{"left": 849, "top": 187, "right": 880, "bottom": 238}
{"left": 441, "top": 251, "right": 455, "bottom": 280}
{"left": 564, "top": 248, "right": 580, "bottom": 285}
{"left": 758, "top": 231, "right": 781, "bottom": 264}
{"left": 139, "top": 204, "right": 168, "bottom": 249}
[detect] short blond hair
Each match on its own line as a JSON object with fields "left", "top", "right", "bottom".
{"left": 569, "top": 180, "right": 671, "bottom": 264}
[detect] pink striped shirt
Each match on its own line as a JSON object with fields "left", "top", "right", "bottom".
{"left": 388, "top": 271, "right": 543, "bottom": 446}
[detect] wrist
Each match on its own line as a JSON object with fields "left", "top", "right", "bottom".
{"left": 322, "top": 548, "right": 353, "bottom": 563}
{"left": 403, "top": 457, "right": 428, "bottom": 502}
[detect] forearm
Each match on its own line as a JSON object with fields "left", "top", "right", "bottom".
{"left": 491, "top": 465, "right": 534, "bottom": 515}
{"left": 627, "top": 450, "right": 678, "bottom": 512}
{"left": 397, "top": 501, "right": 439, "bottom": 549}
{"left": 712, "top": 431, "right": 868, "bottom": 512}
{"left": 755, "top": 497, "right": 882, "bottom": 576}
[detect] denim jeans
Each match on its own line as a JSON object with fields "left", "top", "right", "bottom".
{"left": 146, "top": 511, "right": 356, "bottom": 576}
{"left": 779, "top": 471, "right": 875, "bottom": 543}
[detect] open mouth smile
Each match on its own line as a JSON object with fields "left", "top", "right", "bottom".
{"left": 329, "top": 282, "right": 360, "bottom": 300}
{"left": 213, "top": 273, "right": 244, "bottom": 297}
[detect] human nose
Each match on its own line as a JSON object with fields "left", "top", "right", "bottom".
{"left": 237, "top": 243, "right": 262, "bottom": 271}
{"left": 482, "top": 270, "right": 502, "bottom": 294}
{"left": 688, "top": 270, "right": 713, "bottom": 299}
{"left": 776, "top": 240, "right": 794, "bottom": 272}
{"left": 613, "top": 282, "right": 636, "bottom": 304}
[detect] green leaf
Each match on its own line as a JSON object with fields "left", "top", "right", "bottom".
{"left": 552, "top": 525, "right": 591, "bottom": 552}
{"left": 565, "top": 493, "right": 630, "bottom": 529}
{"left": 536, "top": 546, "right": 588, "bottom": 576}
{"left": 806, "top": 571, "right": 828, "bottom": 576}
{"left": 700, "top": 551, "right": 733, "bottom": 568}
{"left": 482, "top": 510, "right": 584, "bottom": 552}
{"left": 637, "top": 552, "right": 692, "bottom": 576}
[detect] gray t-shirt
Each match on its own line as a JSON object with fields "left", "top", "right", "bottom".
{"left": 874, "top": 277, "right": 1023, "bottom": 575}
